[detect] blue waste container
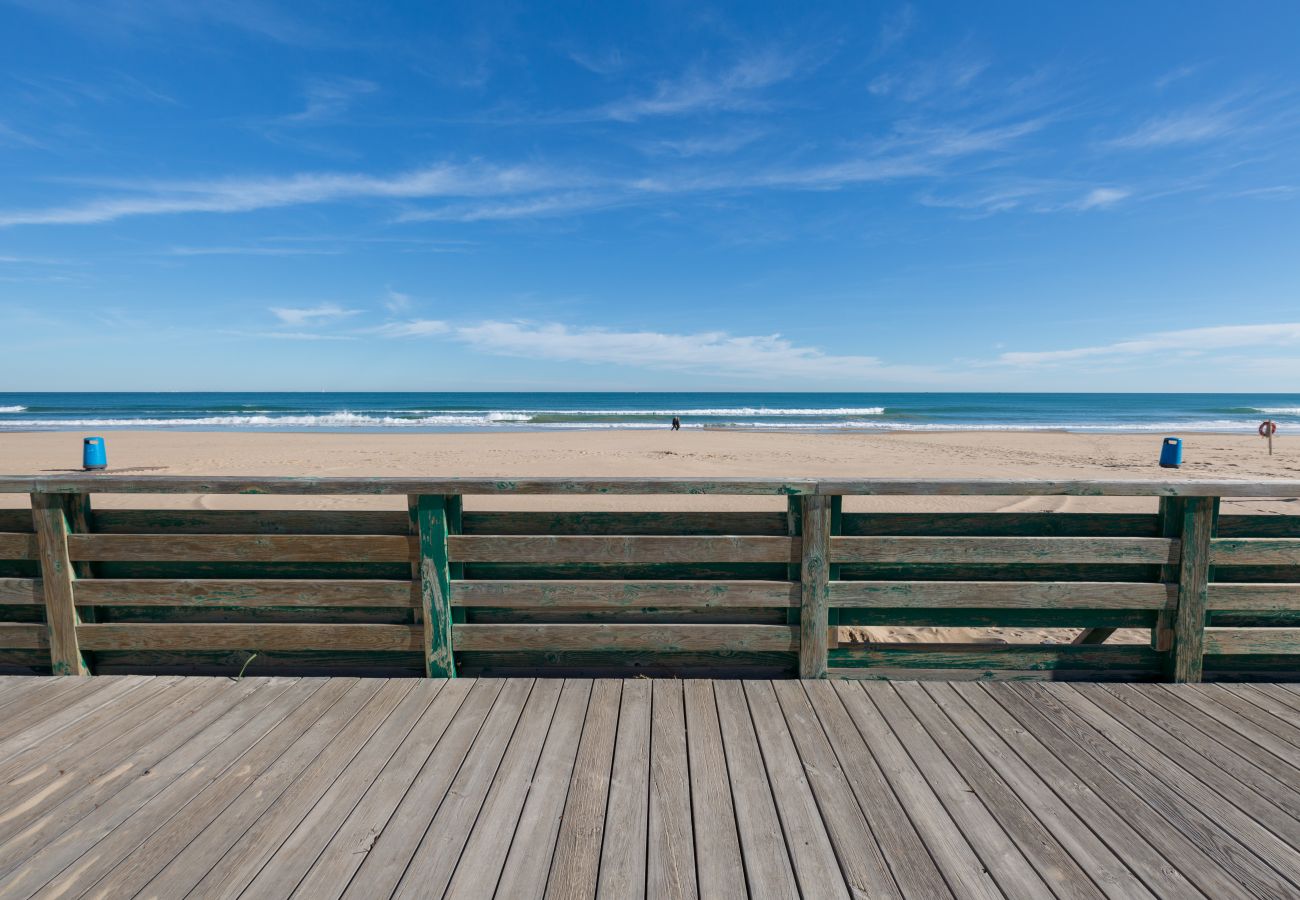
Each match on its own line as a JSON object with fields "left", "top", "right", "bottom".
{"left": 83, "top": 436, "right": 107, "bottom": 470}
{"left": 1159, "top": 436, "right": 1182, "bottom": 469}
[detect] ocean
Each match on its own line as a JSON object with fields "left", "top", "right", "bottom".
{"left": 1, "top": 392, "right": 1298, "bottom": 433}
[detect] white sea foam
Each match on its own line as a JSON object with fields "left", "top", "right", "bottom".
{"left": 0, "top": 411, "right": 532, "bottom": 428}
{"left": 0, "top": 406, "right": 26, "bottom": 413}
{"left": 1252, "top": 407, "right": 1300, "bottom": 415}
{"left": 564, "top": 407, "right": 886, "bottom": 416}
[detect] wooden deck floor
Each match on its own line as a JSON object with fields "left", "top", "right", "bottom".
{"left": 0, "top": 677, "right": 1297, "bottom": 899}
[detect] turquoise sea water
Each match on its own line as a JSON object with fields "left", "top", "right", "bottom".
{"left": 1, "top": 392, "right": 1298, "bottom": 433}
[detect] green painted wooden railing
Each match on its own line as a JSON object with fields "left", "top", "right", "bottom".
{"left": 1, "top": 476, "right": 1298, "bottom": 681}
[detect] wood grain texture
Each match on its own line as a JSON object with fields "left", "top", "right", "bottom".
{"left": 466, "top": 510, "right": 787, "bottom": 536}
{"left": 0, "top": 533, "right": 38, "bottom": 560}
{"left": 5, "top": 476, "right": 819, "bottom": 495}
{"left": 67, "top": 533, "right": 413, "bottom": 562}
{"left": 412, "top": 495, "right": 455, "bottom": 678}
{"left": 830, "top": 644, "right": 1161, "bottom": 677}
{"left": 1203, "top": 627, "right": 1300, "bottom": 654}
{"left": 10, "top": 475, "right": 1300, "bottom": 495}
{"left": 74, "top": 578, "right": 414, "bottom": 606}
{"left": 1210, "top": 538, "right": 1300, "bottom": 565}
{"left": 831, "top": 580, "right": 1173, "bottom": 609}
{"left": 30, "top": 493, "right": 88, "bottom": 675}
{"left": 799, "top": 494, "right": 831, "bottom": 678}
{"left": 545, "top": 680, "right": 620, "bottom": 900}
{"left": 1171, "top": 497, "right": 1214, "bottom": 683}
{"left": 0, "top": 623, "right": 47, "bottom": 648}
{"left": 453, "top": 579, "right": 798, "bottom": 608}
{"left": 843, "top": 512, "right": 1160, "bottom": 537}
{"left": 681, "top": 681, "right": 746, "bottom": 900}
{"left": 647, "top": 680, "right": 699, "bottom": 900}
{"left": 454, "top": 623, "right": 798, "bottom": 652}
{"left": 449, "top": 534, "right": 798, "bottom": 564}
{"left": 830, "top": 536, "right": 1178, "bottom": 565}
{"left": 94, "top": 509, "right": 408, "bottom": 535}
{"left": 0, "top": 578, "right": 41, "bottom": 604}
{"left": 75, "top": 622, "right": 422, "bottom": 651}
{"left": 1207, "top": 583, "right": 1300, "bottom": 610}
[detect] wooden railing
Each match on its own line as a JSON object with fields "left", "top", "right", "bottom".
{"left": 2, "top": 476, "right": 1298, "bottom": 681}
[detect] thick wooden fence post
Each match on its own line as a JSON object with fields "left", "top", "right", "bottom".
{"left": 30, "top": 493, "right": 90, "bottom": 675}
{"left": 1170, "top": 496, "right": 1215, "bottom": 682}
{"left": 410, "top": 494, "right": 457, "bottom": 677}
{"left": 1151, "top": 496, "right": 1186, "bottom": 653}
{"left": 799, "top": 494, "right": 832, "bottom": 678}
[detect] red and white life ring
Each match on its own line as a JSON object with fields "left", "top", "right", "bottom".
{"left": 1259, "top": 420, "right": 1278, "bottom": 437}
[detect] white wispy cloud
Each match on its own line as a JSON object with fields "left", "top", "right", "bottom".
{"left": 641, "top": 128, "right": 767, "bottom": 158}
{"left": 1106, "top": 108, "right": 1236, "bottom": 149}
{"left": 448, "top": 320, "right": 938, "bottom": 381}
{"left": 0, "top": 162, "right": 566, "bottom": 227}
{"left": 237, "top": 330, "right": 356, "bottom": 341}
{"left": 877, "top": 5, "right": 916, "bottom": 53}
{"left": 8, "top": 0, "right": 326, "bottom": 45}
{"left": 0, "top": 102, "right": 1050, "bottom": 229}
{"left": 269, "top": 303, "right": 361, "bottom": 326}
{"left": 368, "top": 318, "right": 449, "bottom": 337}
{"left": 868, "top": 51, "right": 989, "bottom": 103}
{"left": 168, "top": 245, "right": 340, "bottom": 256}
{"left": 1073, "top": 187, "right": 1130, "bottom": 210}
{"left": 0, "top": 120, "right": 44, "bottom": 149}
{"left": 280, "top": 77, "right": 378, "bottom": 125}
{"left": 383, "top": 289, "right": 412, "bottom": 314}
{"left": 592, "top": 51, "right": 799, "bottom": 122}
{"left": 399, "top": 192, "right": 625, "bottom": 223}
{"left": 999, "top": 323, "right": 1300, "bottom": 366}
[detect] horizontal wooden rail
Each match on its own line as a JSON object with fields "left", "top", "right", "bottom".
{"left": 1203, "top": 628, "right": 1300, "bottom": 654}
{"left": 1207, "top": 584, "right": 1300, "bottom": 610}
{"left": 0, "top": 624, "right": 47, "bottom": 649}
{"left": 453, "top": 580, "right": 798, "bottom": 608}
{"left": 1210, "top": 539, "right": 1300, "bottom": 565}
{"left": 0, "top": 578, "right": 41, "bottom": 603}
{"left": 74, "top": 579, "right": 415, "bottom": 607}
{"left": 828, "top": 537, "right": 1178, "bottom": 565}
{"left": 0, "top": 533, "right": 37, "bottom": 559}
{"left": 4, "top": 479, "right": 1299, "bottom": 682}
{"left": 829, "top": 581, "right": 1174, "bottom": 609}
{"left": 66, "top": 534, "right": 412, "bottom": 563}
{"left": 447, "top": 535, "right": 798, "bottom": 564}
{"left": 453, "top": 623, "right": 798, "bottom": 652}
{"left": 6, "top": 474, "right": 1300, "bottom": 496}
{"left": 75, "top": 623, "right": 423, "bottom": 652}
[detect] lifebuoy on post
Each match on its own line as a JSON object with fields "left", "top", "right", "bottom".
{"left": 1259, "top": 420, "right": 1277, "bottom": 437}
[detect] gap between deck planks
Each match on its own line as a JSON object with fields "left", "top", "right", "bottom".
{"left": 0, "top": 676, "right": 1298, "bottom": 899}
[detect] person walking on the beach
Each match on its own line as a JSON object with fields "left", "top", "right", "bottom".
{"left": 671, "top": 416, "right": 681, "bottom": 431}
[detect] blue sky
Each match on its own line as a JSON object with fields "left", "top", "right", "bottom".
{"left": 2, "top": 1, "right": 1299, "bottom": 391}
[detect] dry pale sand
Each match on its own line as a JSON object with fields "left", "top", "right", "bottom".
{"left": 3, "top": 429, "right": 1296, "bottom": 646}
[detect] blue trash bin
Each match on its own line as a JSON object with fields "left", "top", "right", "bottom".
{"left": 1159, "top": 436, "right": 1182, "bottom": 469}
{"left": 83, "top": 436, "right": 107, "bottom": 470}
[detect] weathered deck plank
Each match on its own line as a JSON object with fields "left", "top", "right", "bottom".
{"left": 0, "top": 676, "right": 1297, "bottom": 899}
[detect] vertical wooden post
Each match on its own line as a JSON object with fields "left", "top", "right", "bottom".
{"left": 446, "top": 495, "right": 465, "bottom": 627}
{"left": 799, "top": 494, "right": 832, "bottom": 679}
{"left": 1170, "top": 496, "right": 1215, "bottom": 683}
{"left": 1151, "top": 496, "right": 1185, "bottom": 653}
{"left": 410, "top": 494, "right": 456, "bottom": 677}
{"left": 30, "top": 493, "right": 90, "bottom": 675}
{"left": 827, "top": 495, "right": 842, "bottom": 650}
{"left": 785, "top": 496, "right": 802, "bottom": 636}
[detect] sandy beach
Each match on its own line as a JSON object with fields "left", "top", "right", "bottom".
{"left": 4, "top": 429, "right": 1295, "bottom": 646}
{"left": 2, "top": 428, "right": 1296, "bottom": 512}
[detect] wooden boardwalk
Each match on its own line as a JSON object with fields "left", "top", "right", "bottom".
{"left": 0, "top": 676, "right": 1297, "bottom": 898}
